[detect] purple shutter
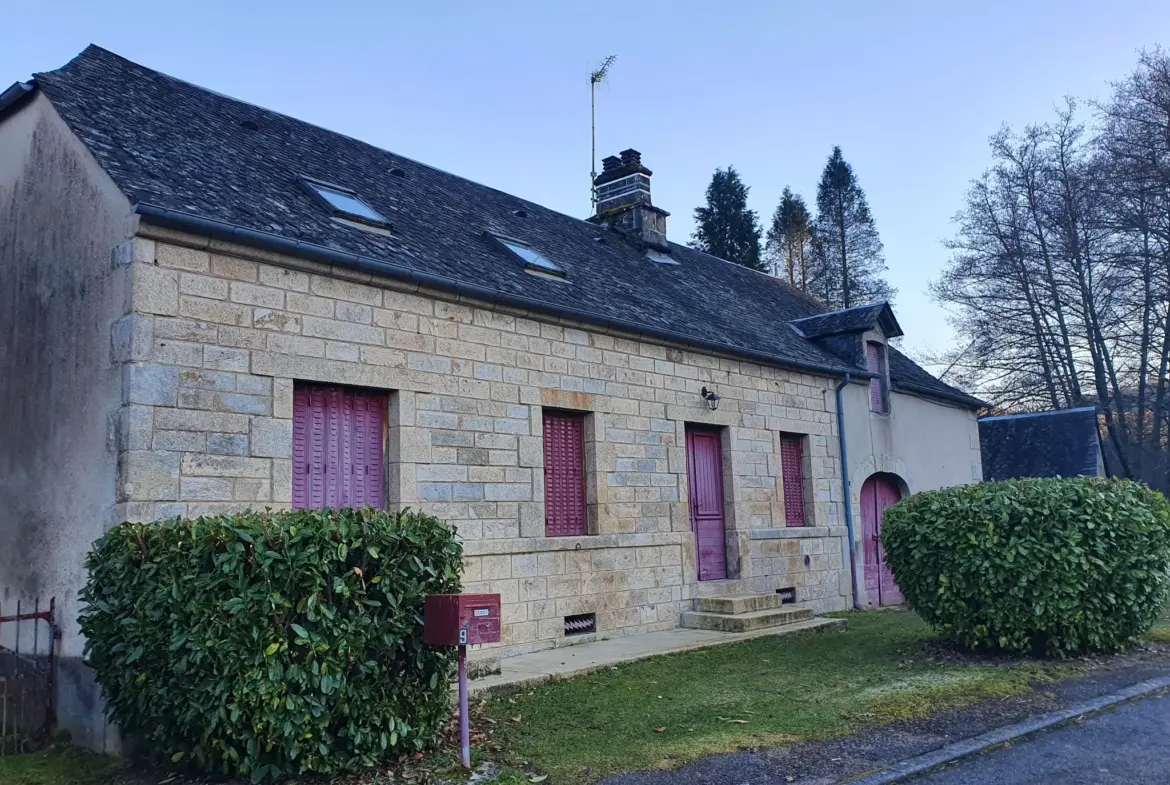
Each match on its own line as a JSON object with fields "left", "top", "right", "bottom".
{"left": 543, "top": 411, "right": 587, "bottom": 536}
{"left": 867, "top": 342, "right": 886, "bottom": 412}
{"left": 780, "top": 434, "right": 806, "bottom": 526}
{"left": 293, "top": 383, "right": 386, "bottom": 510}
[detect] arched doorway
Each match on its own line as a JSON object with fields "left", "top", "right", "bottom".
{"left": 861, "top": 473, "right": 904, "bottom": 606}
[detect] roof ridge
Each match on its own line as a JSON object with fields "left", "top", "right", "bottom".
{"left": 790, "top": 301, "right": 886, "bottom": 321}
{"left": 670, "top": 241, "right": 830, "bottom": 310}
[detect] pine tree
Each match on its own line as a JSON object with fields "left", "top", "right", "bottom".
{"left": 808, "top": 147, "right": 894, "bottom": 308}
{"left": 690, "top": 166, "right": 765, "bottom": 271}
{"left": 764, "top": 187, "right": 814, "bottom": 289}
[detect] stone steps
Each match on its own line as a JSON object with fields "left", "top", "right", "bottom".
{"left": 694, "top": 593, "right": 785, "bottom": 615}
{"left": 680, "top": 594, "right": 814, "bottom": 633}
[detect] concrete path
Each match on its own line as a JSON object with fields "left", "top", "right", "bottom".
{"left": 468, "top": 616, "right": 844, "bottom": 694}
{"left": 913, "top": 691, "right": 1170, "bottom": 784}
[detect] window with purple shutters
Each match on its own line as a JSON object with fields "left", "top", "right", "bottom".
{"left": 867, "top": 341, "right": 889, "bottom": 413}
{"left": 780, "top": 434, "right": 807, "bottom": 527}
{"left": 543, "top": 410, "right": 587, "bottom": 537}
{"left": 292, "top": 383, "right": 387, "bottom": 510}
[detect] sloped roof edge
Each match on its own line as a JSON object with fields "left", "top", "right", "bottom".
{"left": 789, "top": 301, "right": 904, "bottom": 339}
{"left": 134, "top": 202, "right": 871, "bottom": 379}
{"left": 979, "top": 405, "right": 1098, "bottom": 422}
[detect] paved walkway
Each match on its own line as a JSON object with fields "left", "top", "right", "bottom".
{"left": 914, "top": 691, "right": 1170, "bottom": 784}
{"left": 468, "top": 616, "right": 844, "bottom": 694}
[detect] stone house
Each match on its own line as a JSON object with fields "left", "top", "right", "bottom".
{"left": 0, "top": 46, "right": 984, "bottom": 748}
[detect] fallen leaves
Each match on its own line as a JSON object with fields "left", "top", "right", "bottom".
{"left": 654, "top": 727, "right": 666, "bottom": 733}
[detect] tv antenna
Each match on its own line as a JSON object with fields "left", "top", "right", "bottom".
{"left": 589, "top": 55, "right": 617, "bottom": 211}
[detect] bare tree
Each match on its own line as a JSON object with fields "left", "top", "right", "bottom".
{"left": 933, "top": 50, "right": 1170, "bottom": 490}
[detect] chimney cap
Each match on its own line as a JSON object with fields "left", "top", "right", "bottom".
{"left": 593, "top": 149, "right": 653, "bottom": 186}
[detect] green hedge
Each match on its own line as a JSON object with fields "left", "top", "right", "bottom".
{"left": 79, "top": 508, "right": 462, "bottom": 781}
{"left": 881, "top": 478, "right": 1170, "bottom": 657}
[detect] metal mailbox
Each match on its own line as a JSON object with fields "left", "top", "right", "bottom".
{"left": 423, "top": 593, "right": 501, "bottom": 647}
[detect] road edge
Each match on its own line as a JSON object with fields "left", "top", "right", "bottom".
{"left": 847, "top": 674, "right": 1170, "bottom": 785}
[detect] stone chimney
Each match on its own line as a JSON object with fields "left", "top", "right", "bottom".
{"left": 589, "top": 149, "right": 670, "bottom": 252}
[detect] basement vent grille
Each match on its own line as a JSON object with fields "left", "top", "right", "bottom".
{"left": 776, "top": 587, "right": 797, "bottom": 605}
{"left": 564, "top": 613, "right": 596, "bottom": 636}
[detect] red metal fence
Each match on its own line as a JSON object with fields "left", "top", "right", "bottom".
{"left": 0, "top": 597, "right": 56, "bottom": 755}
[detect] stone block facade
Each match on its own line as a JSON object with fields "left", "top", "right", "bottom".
{"left": 113, "top": 227, "right": 851, "bottom": 656}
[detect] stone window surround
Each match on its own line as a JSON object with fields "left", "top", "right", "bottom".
{"left": 778, "top": 431, "right": 813, "bottom": 527}
{"left": 276, "top": 375, "right": 826, "bottom": 547}
{"left": 266, "top": 364, "right": 829, "bottom": 544}
{"left": 535, "top": 402, "right": 602, "bottom": 537}
{"left": 862, "top": 329, "right": 891, "bottom": 417}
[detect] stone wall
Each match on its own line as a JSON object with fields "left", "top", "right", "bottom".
{"left": 117, "top": 226, "right": 851, "bottom": 655}
{"left": 0, "top": 93, "right": 135, "bottom": 753}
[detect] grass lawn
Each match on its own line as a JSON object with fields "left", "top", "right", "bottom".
{"left": 0, "top": 745, "right": 122, "bottom": 785}
{"left": 482, "top": 610, "right": 1077, "bottom": 783}
{"left": 1150, "top": 604, "right": 1170, "bottom": 643}
{"left": 9, "top": 608, "right": 1165, "bottom": 784}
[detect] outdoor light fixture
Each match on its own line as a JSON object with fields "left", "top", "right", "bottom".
{"left": 700, "top": 386, "right": 721, "bottom": 411}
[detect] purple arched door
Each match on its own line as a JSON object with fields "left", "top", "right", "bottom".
{"left": 861, "top": 474, "right": 904, "bottom": 606}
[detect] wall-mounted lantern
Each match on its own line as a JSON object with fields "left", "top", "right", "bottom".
{"left": 700, "top": 386, "right": 721, "bottom": 411}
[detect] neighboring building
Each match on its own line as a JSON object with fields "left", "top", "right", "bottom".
{"left": 980, "top": 407, "right": 1105, "bottom": 481}
{"left": 0, "top": 46, "right": 983, "bottom": 748}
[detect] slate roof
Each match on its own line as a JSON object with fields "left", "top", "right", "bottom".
{"left": 14, "top": 45, "right": 980, "bottom": 408}
{"left": 979, "top": 407, "right": 1104, "bottom": 481}
{"left": 887, "top": 350, "right": 985, "bottom": 408}
{"left": 789, "top": 302, "right": 903, "bottom": 339}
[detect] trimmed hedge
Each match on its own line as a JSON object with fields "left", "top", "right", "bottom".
{"left": 79, "top": 508, "right": 462, "bottom": 781}
{"left": 881, "top": 477, "right": 1170, "bottom": 657}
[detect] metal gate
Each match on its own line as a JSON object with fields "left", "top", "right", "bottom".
{"left": 0, "top": 597, "right": 56, "bottom": 755}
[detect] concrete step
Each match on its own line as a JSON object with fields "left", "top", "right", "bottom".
{"left": 694, "top": 593, "right": 784, "bottom": 615}
{"left": 680, "top": 606, "right": 814, "bottom": 633}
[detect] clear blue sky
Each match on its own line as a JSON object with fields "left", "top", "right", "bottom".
{"left": 4, "top": 0, "right": 1166, "bottom": 362}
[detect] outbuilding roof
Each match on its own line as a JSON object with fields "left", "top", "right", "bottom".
{"left": 979, "top": 407, "right": 1104, "bottom": 480}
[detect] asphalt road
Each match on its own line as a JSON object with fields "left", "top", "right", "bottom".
{"left": 914, "top": 693, "right": 1170, "bottom": 784}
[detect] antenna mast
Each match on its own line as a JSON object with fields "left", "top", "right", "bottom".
{"left": 589, "top": 55, "right": 617, "bottom": 212}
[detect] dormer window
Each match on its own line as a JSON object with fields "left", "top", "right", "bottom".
{"left": 867, "top": 341, "right": 889, "bottom": 413}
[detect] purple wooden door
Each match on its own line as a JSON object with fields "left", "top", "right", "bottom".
{"left": 293, "top": 384, "right": 386, "bottom": 510}
{"left": 686, "top": 427, "right": 727, "bottom": 581}
{"left": 861, "top": 474, "right": 903, "bottom": 606}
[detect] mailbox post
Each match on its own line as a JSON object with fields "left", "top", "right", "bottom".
{"left": 423, "top": 593, "right": 501, "bottom": 768}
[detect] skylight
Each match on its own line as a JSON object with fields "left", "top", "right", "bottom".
{"left": 305, "top": 180, "right": 387, "bottom": 224}
{"left": 498, "top": 238, "right": 563, "bottom": 275}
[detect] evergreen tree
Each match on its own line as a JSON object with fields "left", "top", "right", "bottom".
{"left": 764, "top": 187, "right": 814, "bottom": 289}
{"left": 809, "top": 147, "right": 894, "bottom": 308}
{"left": 690, "top": 166, "right": 765, "bottom": 271}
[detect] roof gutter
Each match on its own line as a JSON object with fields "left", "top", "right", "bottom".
{"left": 0, "top": 81, "right": 35, "bottom": 121}
{"left": 132, "top": 202, "right": 870, "bottom": 381}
